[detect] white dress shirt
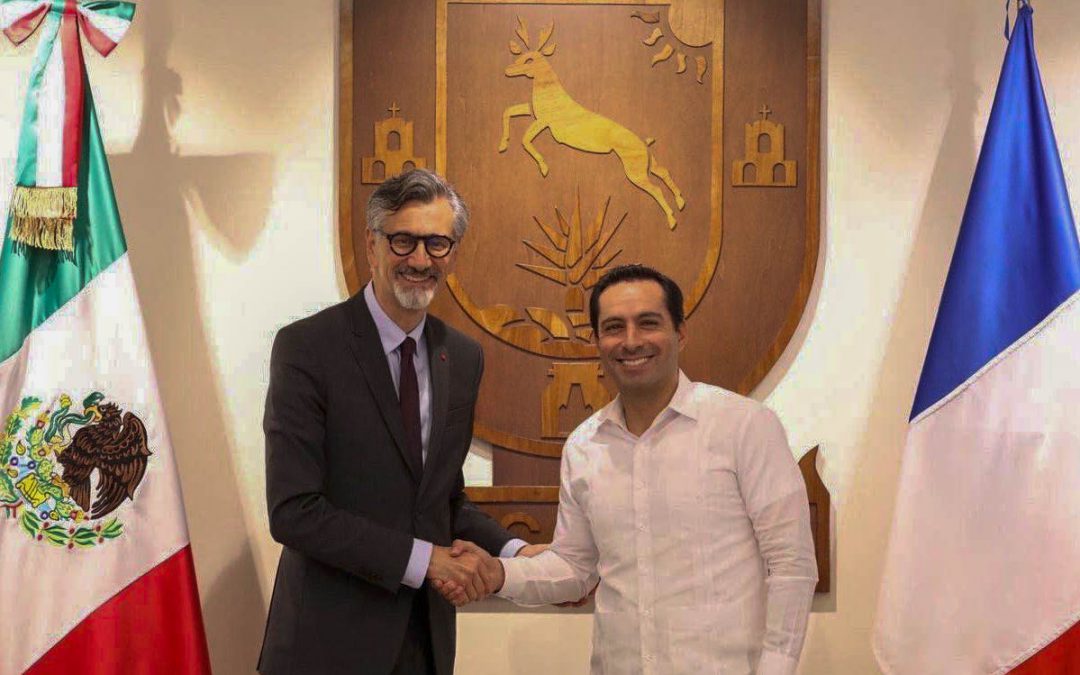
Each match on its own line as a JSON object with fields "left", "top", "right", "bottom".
{"left": 497, "top": 371, "right": 818, "bottom": 674}
{"left": 363, "top": 284, "right": 525, "bottom": 588}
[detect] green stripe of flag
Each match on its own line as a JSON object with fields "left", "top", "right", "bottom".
{"left": 0, "top": 83, "right": 128, "bottom": 363}
{"left": 80, "top": 1, "right": 136, "bottom": 22}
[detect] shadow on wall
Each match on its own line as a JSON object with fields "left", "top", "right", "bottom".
{"left": 803, "top": 5, "right": 980, "bottom": 671}
{"left": 107, "top": 2, "right": 273, "bottom": 672}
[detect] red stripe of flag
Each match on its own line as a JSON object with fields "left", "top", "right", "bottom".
{"left": 26, "top": 546, "right": 212, "bottom": 675}
{"left": 3, "top": 4, "right": 48, "bottom": 45}
{"left": 59, "top": 0, "right": 83, "bottom": 188}
{"left": 1010, "top": 621, "right": 1080, "bottom": 674}
{"left": 76, "top": 11, "right": 120, "bottom": 58}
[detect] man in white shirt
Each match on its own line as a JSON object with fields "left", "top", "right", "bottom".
{"left": 443, "top": 264, "right": 818, "bottom": 674}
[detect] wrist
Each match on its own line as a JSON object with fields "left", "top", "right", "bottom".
{"left": 425, "top": 545, "right": 447, "bottom": 578}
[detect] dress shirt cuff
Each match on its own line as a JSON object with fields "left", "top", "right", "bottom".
{"left": 756, "top": 648, "right": 799, "bottom": 675}
{"left": 401, "top": 538, "right": 433, "bottom": 589}
{"left": 500, "top": 538, "right": 528, "bottom": 558}
{"left": 495, "top": 556, "right": 524, "bottom": 599}
{"left": 492, "top": 556, "right": 564, "bottom": 608}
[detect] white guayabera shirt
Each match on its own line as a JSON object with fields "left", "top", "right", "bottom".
{"left": 497, "top": 372, "right": 818, "bottom": 675}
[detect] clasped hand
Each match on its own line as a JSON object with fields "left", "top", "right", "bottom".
{"left": 426, "top": 540, "right": 504, "bottom": 607}
{"left": 428, "top": 542, "right": 595, "bottom": 608}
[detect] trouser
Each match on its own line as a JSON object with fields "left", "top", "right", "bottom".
{"left": 390, "top": 588, "right": 436, "bottom": 675}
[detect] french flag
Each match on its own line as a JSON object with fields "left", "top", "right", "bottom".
{"left": 873, "top": 2, "right": 1080, "bottom": 673}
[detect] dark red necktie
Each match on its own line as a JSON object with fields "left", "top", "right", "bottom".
{"left": 398, "top": 337, "right": 423, "bottom": 473}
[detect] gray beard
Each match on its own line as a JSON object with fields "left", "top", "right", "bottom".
{"left": 392, "top": 280, "right": 436, "bottom": 310}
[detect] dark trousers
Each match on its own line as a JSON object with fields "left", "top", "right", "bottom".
{"left": 390, "top": 589, "right": 436, "bottom": 675}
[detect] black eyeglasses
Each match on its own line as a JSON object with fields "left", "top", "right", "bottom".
{"left": 379, "top": 232, "right": 457, "bottom": 259}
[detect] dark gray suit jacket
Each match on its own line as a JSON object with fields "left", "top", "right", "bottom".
{"left": 257, "top": 293, "right": 512, "bottom": 675}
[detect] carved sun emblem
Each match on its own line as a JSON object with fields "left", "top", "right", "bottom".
{"left": 632, "top": 0, "right": 721, "bottom": 84}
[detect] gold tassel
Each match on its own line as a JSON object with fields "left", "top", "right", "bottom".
{"left": 9, "top": 186, "right": 77, "bottom": 252}
{"left": 12, "top": 185, "right": 77, "bottom": 219}
{"left": 10, "top": 216, "right": 75, "bottom": 251}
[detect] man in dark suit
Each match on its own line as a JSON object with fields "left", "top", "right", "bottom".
{"left": 258, "top": 169, "right": 532, "bottom": 674}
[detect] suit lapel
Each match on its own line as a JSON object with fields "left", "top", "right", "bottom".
{"left": 419, "top": 318, "right": 449, "bottom": 497}
{"left": 345, "top": 293, "right": 423, "bottom": 482}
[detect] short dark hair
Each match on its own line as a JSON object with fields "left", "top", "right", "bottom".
{"left": 366, "top": 168, "right": 469, "bottom": 238}
{"left": 589, "top": 264, "right": 685, "bottom": 333}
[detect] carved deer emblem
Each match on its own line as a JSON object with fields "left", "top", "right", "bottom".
{"left": 499, "top": 19, "right": 686, "bottom": 229}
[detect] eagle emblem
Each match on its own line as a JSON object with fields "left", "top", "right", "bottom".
{"left": 59, "top": 401, "right": 150, "bottom": 519}
{"left": 0, "top": 393, "right": 151, "bottom": 549}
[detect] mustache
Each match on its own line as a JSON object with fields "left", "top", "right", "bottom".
{"left": 395, "top": 265, "right": 440, "bottom": 280}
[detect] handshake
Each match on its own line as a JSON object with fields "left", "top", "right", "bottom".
{"left": 425, "top": 540, "right": 547, "bottom": 607}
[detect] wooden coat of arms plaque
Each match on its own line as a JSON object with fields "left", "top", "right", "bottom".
{"left": 339, "top": 0, "right": 827, "bottom": 591}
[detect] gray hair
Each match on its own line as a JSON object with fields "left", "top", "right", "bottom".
{"left": 365, "top": 168, "right": 469, "bottom": 239}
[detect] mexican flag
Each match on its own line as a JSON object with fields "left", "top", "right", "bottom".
{"left": 0, "top": 1, "right": 211, "bottom": 672}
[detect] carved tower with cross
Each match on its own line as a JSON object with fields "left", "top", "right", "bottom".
{"left": 733, "top": 104, "right": 797, "bottom": 187}
{"left": 361, "top": 103, "right": 427, "bottom": 184}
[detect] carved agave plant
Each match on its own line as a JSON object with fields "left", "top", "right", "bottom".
{"left": 517, "top": 193, "right": 626, "bottom": 342}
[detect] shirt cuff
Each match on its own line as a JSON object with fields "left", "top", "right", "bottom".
{"left": 756, "top": 648, "right": 799, "bottom": 675}
{"left": 500, "top": 538, "right": 528, "bottom": 558}
{"left": 494, "top": 556, "right": 522, "bottom": 599}
{"left": 401, "top": 538, "right": 433, "bottom": 589}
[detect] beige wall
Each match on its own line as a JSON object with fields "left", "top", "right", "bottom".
{"left": 4, "top": 0, "right": 1080, "bottom": 672}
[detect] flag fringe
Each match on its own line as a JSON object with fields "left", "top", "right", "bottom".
{"left": 9, "top": 186, "right": 77, "bottom": 252}
{"left": 10, "top": 216, "right": 75, "bottom": 252}
{"left": 12, "top": 185, "right": 78, "bottom": 219}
